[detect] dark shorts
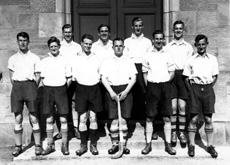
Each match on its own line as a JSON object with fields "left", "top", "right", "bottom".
{"left": 42, "top": 85, "right": 69, "bottom": 115}
{"left": 188, "top": 83, "right": 215, "bottom": 114}
{"left": 145, "top": 81, "right": 173, "bottom": 117}
{"left": 11, "top": 81, "right": 38, "bottom": 113}
{"left": 134, "top": 63, "right": 146, "bottom": 94}
{"left": 171, "top": 70, "right": 188, "bottom": 100}
{"left": 104, "top": 85, "right": 133, "bottom": 119}
{"left": 75, "top": 83, "right": 102, "bottom": 113}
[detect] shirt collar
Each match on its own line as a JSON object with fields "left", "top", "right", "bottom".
{"left": 194, "top": 52, "right": 210, "bottom": 58}
{"left": 171, "top": 39, "right": 186, "bottom": 46}
{"left": 61, "top": 39, "right": 74, "bottom": 46}
{"left": 131, "top": 33, "right": 144, "bottom": 39}
{"left": 152, "top": 47, "right": 165, "bottom": 53}
{"left": 18, "top": 50, "right": 31, "bottom": 55}
{"left": 96, "top": 39, "right": 112, "bottom": 46}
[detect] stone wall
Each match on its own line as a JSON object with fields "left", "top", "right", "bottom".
{"left": 164, "top": 0, "right": 230, "bottom": 116}
{"left": 0, "top": 0, "right": 70, "bottom": 123}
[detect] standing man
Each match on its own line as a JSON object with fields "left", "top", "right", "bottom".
{"left": 141, "top": 30, "right": 176, "bottom": 155}
{"left": 91, "top": 24, "right": 113, "bottom": 63}
{"left": 72, "top": 34, "right": 102, "bottom": 156}
{"left": 164, "top": 20, "right": 194, "bottom": 144}
{"left": 59, "top": 24, "right": 82, "bottom": 139}
{"left": 41, "top": 36, "right": 71, "bottom": 156}
{"left": 8, "top": 32, "right": 43, "bottom": 157}
{"left": 101, "top": 38, "right": 137, "bottom": 155}
{"left": 124, "top": 17, "right": 153, "bottom": 120}
{"left": 183, "top": 34, "right": 218, "bottom": 158}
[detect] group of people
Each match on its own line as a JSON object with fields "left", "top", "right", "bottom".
{"left": 8, "top": 17, "right": 218, "bottom": 159}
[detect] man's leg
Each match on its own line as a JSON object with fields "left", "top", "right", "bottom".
{"left": 171, "top": 98, "right": 178, "bottom": 143}
{"left": 187, "top": 114, "right": 198, "bottom": 157}
{"left": 163, "top": 115, "right": 176, "bottom": 155}
{"left": 141, "top": 117, "right": 153, "bottom": 155}
{"left": 108, "top": 119, "right": 119, "bottom": 154}
{"left": 76, "top": 112, "right": 88, "bottom": 156}
{"left": 204, "top": 114, "right": 218, "bottom": 158}
{"left": 178, "top": 99, "right": 187, "bottom": 144}
{"left": 89, "top": 111, "right": 99, "bottom": 155}
{"left": 29, "top": 112, "right": 42, "bottom": 155}
{"left": 12, "top": 112, "right": 23, "bottom": 157}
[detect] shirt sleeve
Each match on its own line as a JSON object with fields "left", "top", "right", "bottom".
{"left": 182, "top": 58, "right": 192, "bottom": 77}
{"left": 212, "top": 56, "right": 219, "bottom": 76}
{"left": 142, "top": 54, "right": 149, "bottom": 73}
{"left": 34, "top": 56, "right": 41, "bottom": 73}
{"left": 129, "top": 60, "right": 138, "bottom": 76}
{"left": 8, "top": 56, "right": 14, "bottom": 71}
{"left": 167, "top": 53, "right": 175, "bottom": 72}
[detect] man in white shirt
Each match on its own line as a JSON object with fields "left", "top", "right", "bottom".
{"left": 59, "top": 24, "right": 82, "bottom": 139}
{"left": 165, "top": 20, "right": 194, "bottom": 144}
{"left": 8, "top": 32, "right": 42, "bottom": 157}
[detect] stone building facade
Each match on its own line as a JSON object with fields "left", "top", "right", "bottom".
{"left": 0, "top": 0, "right": 229, "bottom": 146}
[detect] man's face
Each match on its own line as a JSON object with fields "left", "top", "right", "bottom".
{"left": 195, "top": 38, "right": 208, "bottom": 55}
{"left": 132, "top": 20, "right": 143, "bottom": 37}
{"left": 17, "top": 36, "right": 29, "bottom": 52}
{"left": 81, "top": 38, "right": 93, "bottom": 54}
{"left": 173, "top": 23, "right": 184, "bottom": 40}
{"left": 49, "top": 42, "right": 60, "bottom": 56}
{"left": 98, "top": 26, "right": 110, "bottom": 43}
{"left": 113, "top": 40, "right": 124, "bottom": 57}
{"left": 152, "top": 33, "right": 164, "bottom": 51}
{"left": 63, "top": 27, "right": 73, "bottom": 43}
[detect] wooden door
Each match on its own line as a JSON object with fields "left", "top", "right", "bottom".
{"left": 72, "top": 0, "right": 163, "bottom": 43}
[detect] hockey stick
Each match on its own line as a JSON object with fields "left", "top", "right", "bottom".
{"left": 111, "top": 98, "right": 124, "bottom": 159}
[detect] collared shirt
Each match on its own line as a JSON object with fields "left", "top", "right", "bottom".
{"left": 124, "top": 33, "right": 153, "bottom": 64}
{"left": 165, "top": 39, "right": 194, "bottom": 70}
{"left": 40, "top": 53, "right": 71, "bottom": 86}
{"left": 91, "top": 39, "right": 114, "bottom": 63}
{"left": 142, "top": 48, "right": 175, "bottom": 83}
{"left": 71, "top": 52, "right": 101, "bottom": 86}
{"left": 183, "top": 53, "right": 219, "bottom": 84}
{"left": 60, "top": 40, "right": 82, "bottom": 61}
{"left": 8, "top": 50, "right": 41, "bottom": 81}
{"left": 100, "top": 54, "right": 137, "bottom": 86}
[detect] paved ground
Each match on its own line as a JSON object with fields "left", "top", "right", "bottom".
{"left": 1, "top": 146, "right": 230, "bottom": 165}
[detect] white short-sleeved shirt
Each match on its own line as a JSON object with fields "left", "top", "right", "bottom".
{"left": 142, "top": 48, "right": 175, "bottom": 83}
{"left": 91, "top": 39, "right": 114, "bottom": 63}
{"left": 60, "top": 40, "right": 82, "bottom": 61}
{"left": 100, "top": 54, "right": 138, "bottom": 86}
{"left": 165, "top": 39, "right": 194, "bottom": 70}
{"left": 124, "top": 33, "right": 153, "bottom": 64}
{"left": 183, "top": 53, "right": 219, "bottom": 84}
{"left": 40, "top": 53, "right": 71, "bottom": 86}
{"left": 71, "top": 52, "right": 101, "bottom": 86}
{"left": 8, "top": 50, "right": 41, "bottom": 81}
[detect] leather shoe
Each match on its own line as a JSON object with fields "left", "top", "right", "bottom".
{"left": 188, "top": 145, "right": 195, "bottom": 157}
{"left": 41, "top": 144, "right": 55, "bottom": 155}
{"left": 108, "top": 145, "right": 119, "bottom": 155}
{"left": 123, "top": 146, "right": 130, "bottom": 155}
{"left": 171, "top": 132, "right": 177, "bottom": 143}
{"left": 179, "top": 132, "right": 187, "bottom": 144}
{"left": 54, "top": 132, "right": 62, "bottom": 140}
{"left": 207, "top": 145, "right": 218, "bottom": 158}
{"left": 165, "top": 142, "right": 176, "bottom": 155}
{"left": 61, "top": 143, "right": 70, "bottom": 155}
{"left": 90, "top": 144, "right": 99, "bottom": 155}
{"left": 152, "top": 132, "right": 158, "bottom": 140}
{"left": 35, "top": 145, "right": 43, "bottom": 156}
{"left": 141, "top": 143, "right": 152, "bottom": 155}
{"left": 74, "top": 128, "right": 81, "bottom": 139}
{"left": 76, "top": 144, "right": 88, "bottom": 156}
{"left": 12, "top": 145, "right": 22, "bottom": 157}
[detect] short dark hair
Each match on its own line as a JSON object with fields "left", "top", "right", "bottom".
{"left": 98, "top": 24, "right": 111, "bottom": 33}
{"left": 113, "top": 38, "right": 124, "bottom": 45}
{"left": 81, "top": 34, "right": 94, "bottom": 42}
{"left": 173, "top": 20, "right": 185, "bottom": 29}
{"left": 17, "top": 32, "right": 30, "bottom": 41}
{"left": 47, "top": 36, "right": 61, "bottom": 47}
{"left": 62, "top": 24, "right": 72, "bottom": 32}
{"left": 195, "top": 34, "right": 208, "bottom": 43}
{"left": 132, "top": 17, "right": 143, "bottom": 26}
{"left": 152, "top": 30, "right": 165, "bottom": 39}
